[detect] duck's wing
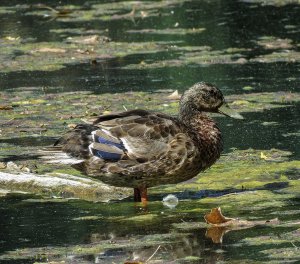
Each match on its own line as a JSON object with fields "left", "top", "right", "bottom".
{"left": 93, "top": 109, "right": 181, "bottom": 162}
{"left": 51, "top": 109, "right": 182, "bottom": 163}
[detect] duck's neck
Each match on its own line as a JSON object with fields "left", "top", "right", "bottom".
{"left": 179, "top": 103, "right": 223, "bottom": 168}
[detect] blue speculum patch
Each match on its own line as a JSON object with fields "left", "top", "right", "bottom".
{"left": 95, "top": 136, "right": 125, "bottom": 151}
{"left": 95, "top": 150, "right": 122, "bottom": 160}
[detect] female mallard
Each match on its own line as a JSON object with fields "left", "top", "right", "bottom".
{"left": 51, "top": 82, "right": 243, "bottom": 202}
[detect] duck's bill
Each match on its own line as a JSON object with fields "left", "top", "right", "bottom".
{"left": 218, "top": 103, "right": 244, "bottom": 119}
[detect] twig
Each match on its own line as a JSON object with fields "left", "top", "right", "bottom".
{"left": 146, "top": 245, "right": 161, "bottom": 263}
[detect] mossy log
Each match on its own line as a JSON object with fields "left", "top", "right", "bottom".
{"left": 0, "top": 171, "right": 130, "bottom": 201}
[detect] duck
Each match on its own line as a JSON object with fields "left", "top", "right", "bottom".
{"left": 49, "top": 82, "right": 243, "bottom": 203}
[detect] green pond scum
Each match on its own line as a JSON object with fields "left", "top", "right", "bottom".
{"left": 1, "top": 0, "right": 300, "bottom": 263}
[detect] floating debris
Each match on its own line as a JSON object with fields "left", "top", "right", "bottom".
{"left": 0, "top": 162, "right": 7, "bottom": 169}
{"left": 162, "top": 194, "right": 179, "bottom": 208}
{"left": 167, "top": 90, "right": 181, "bottom": 100}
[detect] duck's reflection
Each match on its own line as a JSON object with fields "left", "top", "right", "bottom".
{"left": 83, "top": 228, "right": 225, "bottom": 263}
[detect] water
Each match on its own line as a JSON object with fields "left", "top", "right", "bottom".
{"left": 0, "top": 0, "right": 300, "bottom": 263}
{"left": 1, "top": 193, "right": 299, "bottom": 263}
{"left": 0, "top": 1, "right": 299, "bottom": 94}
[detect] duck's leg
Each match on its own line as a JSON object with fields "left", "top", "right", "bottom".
{"left": 134, "top": 187, "right": 148, "bottom": 203}
{"left": 140, "top": 187, "right": 148, "bottom": 203}
{"left": 134, "top": 188, "right": 141, "bottom": 202}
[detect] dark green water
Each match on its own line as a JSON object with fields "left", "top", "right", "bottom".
{"left": 0, "top": 0, "right": 300, "bottom": 263}
{"left": 0, "top": 0, "right": 300, "bottom": 94}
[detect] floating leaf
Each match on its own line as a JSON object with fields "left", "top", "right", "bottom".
{"left": 204, "top": 207, "right": 280, "bottom": 243}
{"left": 204, "top": 207, "right": 233, "bottom": 224}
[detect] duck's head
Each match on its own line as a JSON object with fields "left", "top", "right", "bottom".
{"left": 180, "top": 82, "right": 244, "bottom": 119}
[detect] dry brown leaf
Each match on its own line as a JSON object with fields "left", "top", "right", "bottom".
{"left": 204, "top": 207, "right": 280, "bottom": 243}
{"left": 204, "top": 207, "right": 233, "bottom": 224}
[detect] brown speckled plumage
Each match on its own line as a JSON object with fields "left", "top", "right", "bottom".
{"left": 52, "top": 82, "right": 240, "bottom": 201}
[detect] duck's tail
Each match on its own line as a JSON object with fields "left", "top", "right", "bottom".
{"left": 38, "top": 147, "right": 85, "bottom": 165}
{"left": 38, "top": 123, "right": 95, "bottom": 165}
